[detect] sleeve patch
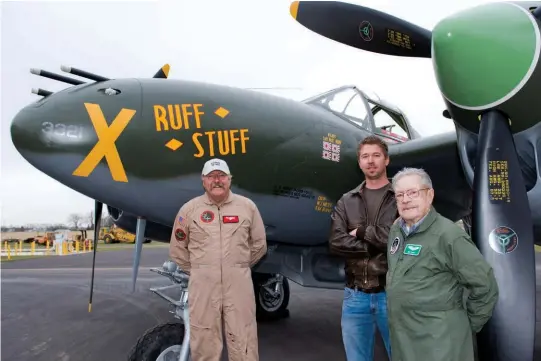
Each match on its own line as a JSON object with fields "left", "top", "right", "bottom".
{"left": 175, "top": 228, "right": 187, "bottom": 241}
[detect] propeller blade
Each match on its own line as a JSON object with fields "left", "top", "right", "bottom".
{"left": 290, "top": 1, "right": 432, "bottom": 58}
{"left": 153, "top": 64, "right": 170, "bottom": 79}
{"left": 88, "top": 200, "right": 103, "bottom": 313}
{"left": 473, "top": 110, "right": 536, "bottom": 361}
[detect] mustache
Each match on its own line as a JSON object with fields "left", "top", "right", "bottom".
{"left": 211, "top": 183, "right": 224, "bottom": 188}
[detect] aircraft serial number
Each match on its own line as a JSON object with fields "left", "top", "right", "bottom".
{"left": 42, "top": 122, "right": 83, "bottom": 138}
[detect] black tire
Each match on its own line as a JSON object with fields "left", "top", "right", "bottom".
{"left": 127, "top": 321, "right": 188, "bottom": 361}
{"left": 104, "top": 235, "right": 113, "bottom": 244}
{"left": 253, "top": 274, "right": 290, "bottom": 322}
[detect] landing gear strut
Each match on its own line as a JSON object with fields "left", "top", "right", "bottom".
{"left": 127, "top": 262, "right": 191, "bottom": 361}
{"left": 127, "top": 264, "right": 291, "bottom": 361}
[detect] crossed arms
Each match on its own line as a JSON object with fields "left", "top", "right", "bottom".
{"left": 329, "top": 198, "right": 392, "bottom": 257}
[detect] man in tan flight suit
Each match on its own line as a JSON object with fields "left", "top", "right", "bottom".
{"left": 169, "top": 158, "right": 268, "bottom": 361}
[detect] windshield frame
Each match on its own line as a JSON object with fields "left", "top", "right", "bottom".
{"left": 302, "top": 85, "right": 413, "bottom": 142}
{"left": 302, "top": 85, "right": 375, "bottom": 132}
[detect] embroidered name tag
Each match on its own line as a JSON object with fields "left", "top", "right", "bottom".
{"left": 404, "top": 244, "right": 422, "bottom": 256}
{"left": 223, "top": 216, "right": 239, "bottom": 223}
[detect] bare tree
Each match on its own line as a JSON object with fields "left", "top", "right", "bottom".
{"left": 67, "top": 213, "right": 83, "bottom": 230}
{"left": 86, "top": 210, "right": 94, "bottom": 229}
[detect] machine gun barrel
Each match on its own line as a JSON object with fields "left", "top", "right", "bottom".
{"left": 60, "top": 65, "right": 109, "bottom": 82}
{"left": 30, "top": 68, "right": 85, "bottom": 85}
{"left": 31, "top": 88, "right": 53, "bottom": 97}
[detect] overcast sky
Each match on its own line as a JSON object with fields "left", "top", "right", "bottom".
{"left": 1, "top": 0, "right": 489, "bottom": 226}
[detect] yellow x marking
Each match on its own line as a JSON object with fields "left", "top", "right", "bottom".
{"left": 72, "top": 103, "right": 136, "bottom": 182}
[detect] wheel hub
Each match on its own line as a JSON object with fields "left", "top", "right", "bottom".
{"left": 156, "top": 345, "right": 188, "bottom": 361}
{"left": 259, "top": 281, "right": 284, "bottom": 312}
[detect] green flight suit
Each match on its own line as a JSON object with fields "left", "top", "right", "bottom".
{"left": 386, "top": 207, "right": 499, "bottom": 361}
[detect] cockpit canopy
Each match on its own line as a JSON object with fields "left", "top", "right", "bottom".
{"left": 302, "top": 85, "right": 418, "bottom": 143}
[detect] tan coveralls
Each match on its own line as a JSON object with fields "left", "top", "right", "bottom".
{"left": 169, "top": 191, "right": 267, "bottom": 361}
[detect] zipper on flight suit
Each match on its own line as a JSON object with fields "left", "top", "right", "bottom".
{"left": 218, "top": 205, "right": 223, "bottom": 285}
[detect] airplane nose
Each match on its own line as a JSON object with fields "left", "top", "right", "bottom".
{"left": 10, "top": 97, "right": 61, "bottom": 159}
{"left": 11, "top": 103, "right": 33, "bottom": 153}
{"left": 10, "top": 77, "right": 142, "bottom": 182}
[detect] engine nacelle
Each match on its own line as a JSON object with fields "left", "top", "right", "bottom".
{"left": 106, "top": 206, "right": 173, "bottom": 243}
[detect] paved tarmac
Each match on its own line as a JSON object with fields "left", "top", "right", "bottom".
{"left": 2, "top": 248, "right": 541, "bottom": 361}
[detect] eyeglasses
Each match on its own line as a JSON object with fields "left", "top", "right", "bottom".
{"left": 395, "top": 188, "right": 430, "bottom": 201}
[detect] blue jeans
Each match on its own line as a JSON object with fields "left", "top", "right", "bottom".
{"left": 341, "top": 287, "right": 391, "bottom": 361}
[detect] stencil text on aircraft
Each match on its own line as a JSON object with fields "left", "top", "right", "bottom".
{"left": 154, "top": 104, "right": 250, "bottom": 157}
{"left": 154, "top": 104, "right": 204, "bottom": 131}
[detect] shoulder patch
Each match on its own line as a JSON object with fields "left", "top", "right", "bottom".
{"left": 175, "top": 228, "right": 187, "bottom": 241}
{"left": 390, "top": 236, "right": 401, "bottom": 255}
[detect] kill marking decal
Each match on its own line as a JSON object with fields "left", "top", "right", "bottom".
{"left": 322, "top": 133, "right": 341, "bottom": 162}
{"left": 200, "top": 210, "right": 215, "bottom": 223}
{"left": 488, "top": 226, "right": 518, "bottom": 254}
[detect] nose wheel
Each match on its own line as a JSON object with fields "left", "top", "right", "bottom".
{"left": 253, "top": 273, "right": 290, "bottom": 321}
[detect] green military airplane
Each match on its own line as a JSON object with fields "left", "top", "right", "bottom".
{"left": 289, "top": 1, "right": 541, "bottom": 360}
{"left": 8, "top": 1, "right": 540, "bottom": 359}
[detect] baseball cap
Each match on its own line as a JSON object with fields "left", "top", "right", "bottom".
{"left": 202, "top": 158, "right": 231, "bottom": 176}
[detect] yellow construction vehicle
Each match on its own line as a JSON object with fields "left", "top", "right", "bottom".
{"left": 73, "top": 230, "right": 91, "bottom": 248}
{"left": 99, "top": 224, "right": 151, "bottom": 244}
{"left": 34, "top": 232, "right": 55, "bottom": 246}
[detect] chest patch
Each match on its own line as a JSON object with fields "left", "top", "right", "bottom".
{"left": 404, "top": 244, "right": 422, "bottom": 256}
{"left": 223, "top": 215, "right": 239, "bottom": 223}
{"left": 390, "top": 237, "right": 401, "bottom": 255}
{"left": 200, "top": 210, "right": 215, "bottom": 223}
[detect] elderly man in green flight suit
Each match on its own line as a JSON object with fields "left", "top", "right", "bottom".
{"left": 385, "top": 167, "right": 499, "bottom": 361}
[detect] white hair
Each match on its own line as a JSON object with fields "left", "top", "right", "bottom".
{"left": 392, "top": 167, "right": 433, "bottom": 190}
